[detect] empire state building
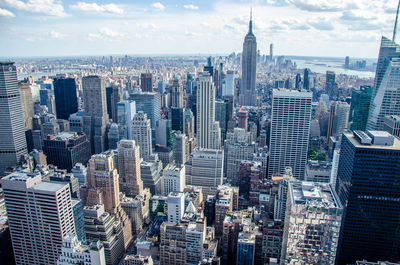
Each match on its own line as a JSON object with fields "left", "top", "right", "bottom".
{"left": 239, "top": 13, "right": 257, "bottom": 106}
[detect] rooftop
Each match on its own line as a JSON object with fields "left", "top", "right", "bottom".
{"left": 346, "top": 131, "right": 400, "bottom": 150}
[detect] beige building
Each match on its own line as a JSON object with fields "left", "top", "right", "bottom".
{"left": 118, "top": 139, "right": 143, "bottom": 197}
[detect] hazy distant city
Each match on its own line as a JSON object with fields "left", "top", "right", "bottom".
{"left": 1, "top": 1, "right": 400, "bottom": 265}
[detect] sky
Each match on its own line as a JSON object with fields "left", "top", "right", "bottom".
{"left": 0, "top": 0, "right": 398, "bottom": 58}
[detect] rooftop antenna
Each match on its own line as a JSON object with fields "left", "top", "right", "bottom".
{"left": 393, "top": 0, "right": 400, "bottom": 42}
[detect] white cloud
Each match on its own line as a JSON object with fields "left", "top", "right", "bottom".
{"left": 0, "top": 0, "right": 67, "bottom": 17}
{"left": 286, "top": 0, "right": 357, "bottom": 12}
{"left": 70, "top": 2, "right": 124, "bottom": 15}
{"left": 183, "top": 4, "right": 198, "bottom": 10}
{"left": 49, "top": 30, "right": 66, "bottom": 39}
{"left": 88, "top": 27, "right": 125, "bottom": 41}
{"left": 0, "top": 7, "right": 14, "bottom": 17}
{"left": 151, "top": 2, "right": 165, "bottom": 11}
{"left": 307, "top": 17, "right": 334, "bottom": 30}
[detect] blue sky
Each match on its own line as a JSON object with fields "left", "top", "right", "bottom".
{"left": 0, "top": 0, "right": 397, "bottom": 58}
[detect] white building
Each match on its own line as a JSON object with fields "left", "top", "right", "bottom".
{"left": 163, "top": 165, "right": 185, "bottom": 196}
{"left": 268, "top": 89, "right": 312, "bottom": 179}
{"left": 281, "top": 181, "right": 343, "bottom": 264}
{"left": 167, "top": 192, "right": 185, "bottom": 223}
{"left": 224, "top": 70, "right": 234, "bottom": 97}
{"left": 131, "top": 112, "right": 152, "bottom": 160}
{"left": 71, "top": 163, "right": 87, "bottom": 186}
{"left": 57, "top": 234, "right": 106, "bottom": 265}
{"left": 1, "top": 172, "right": 76, "bottom": 265}
{"left": 185, "top": 149, "right": 224, "bottom": 189}
{"left": 117, "top": 100, "right": 136, "bottom": 139}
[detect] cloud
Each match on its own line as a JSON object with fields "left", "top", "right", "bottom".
{"left": 49, "top": 30, "right": 66, "bottom": 39}
{"left": 0, "top": 7, "right": 14, "bottom": 17}
{"left": 87, "top": 27, "right": 125, "bottom": 41}
{"left": 70, "top": 2, "right": 123, "bottom": 15}
{"left": 136, "top": 22, "right": 158, "bottom": 30}
{"left": 308, "top": 17, "right": 334, "bottom": 30}
{"left": 184, "top": 4, "right": 198, "bottom": 10}
{"left": 151, "top": 2, "right": 165, "bottom": 11}
{"left": 286, "top": 0, "right": 357, "bottom": 12}
{"left": 0, "top": 0, "right": 67, "bottom": 17}
{"left": 340, "top": 10, "right": 372, "bottom": 21}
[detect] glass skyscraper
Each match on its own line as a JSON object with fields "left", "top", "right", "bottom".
{"left": 336, "top": 131, "right": 400, "bottom": 264}
{"left": 53, "top": 77, "right": 78, "bottom": 120}
{"left": 349, "top": 86, "right": 373, "bottom": 131}
{"left": 0, "top": 62, "right": 27, "bottom": 176}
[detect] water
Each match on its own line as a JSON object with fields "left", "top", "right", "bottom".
{"left": 293, "top": 59, "right": 375, "bottom": 78}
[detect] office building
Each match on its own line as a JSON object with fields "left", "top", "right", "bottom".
{"left": 237, "top": 108, "right": 249, "bottom": 131}
{"left": 163, "top": 164, "right": 185, "bottom": 196}
{"left": 54, "top": 78, "right": 78, "bottom": 120}
{"left": 349, "top": 86, "right": 373, "bottom": 131}
{"left": 82, "top": 76, "right": 109, "bottom": 154}
{"left": 185, "top": 149, "right": 224, "bottom": 189}
{"left": 71, "top": 163, "right": 87, "bottom": 186}
{"left": 71, "top": 199, "right": 86, "bottom": 243}
{"left": 43, "top": 132, "right": 91, "bottom": 172}
{"left": 167, "top": 192, "right": 185, "bottom": 223}
{"left": 118, "top": 139, "right": 143, "bottom": 197}
{"left": 84, "top": 205, "right": 125, "bottom": 265}
{"left": 215, "top": 100, "right": 232, "bottom": 142}
{"left": 237, "top": 228, "right": 256, "bottom": 265}
{"left": 174, "top": 133, "right": 186, "bottom": 165}
{"left": 117, "top": 100, "right": 136, "bottom": 139}
{"left": 384, "top": 115, "right": 400, "bottom": 137}
{"left": 239, "top": 14, "right": 257, "bottom": 106}
{"left": 224, "top": 70, "right": 234, "bottom": 97}
{"left": 57, "top": 234, "right": 106, "bottom": 265}
{"left": 215, "top": 185, "right": 239, "bottom": 237}
{"left": 141, "top": 157, "right": 163, "bottom": 195}
{"left": 281, "top": 181, "right": 342, "bottom": 264}
{"left": 336, "top": 131, "right": 400, "bottom": 264}
{"left": 131, "top": 112, "right": 152, "bottom": 160}
{"left": 141, "top": 73, "right": 153, "bottom": 92}
{"left": 69, "top": 110, "right": 84, "bottom": 133}
{"left": 196, "top": 73, "right": 220, "bottom": 149}
{"left": 160, "top": 222, "right": 186, "bottom": 265}
{"left": 326, "top": 71, "right": 336, "bottom": 99}
{"left": 18, "top": 82, "right": 34, "bottom": 130}
{"left": 0, "top": 62, "right": 28, "bottom": 176}
{"left": 367, "top": 37, "right": 400, "bottom": 130}
{"left": 327, "top": 101, "right": 350, "bottom": 140}
{"left": 1, "top": 172, "right": 75, "bottom": 265}
{"left": 107, "top": 123, "right": 119, "bottom": 150}
{"left": 303, "top": 68, "right": 310, "bottom": 90}
{"left": 111, "top": 85, "right": 123, "bottom": 123}
{"left": 124, "top": 255, "right": 154, "bottom": 265}
{"left": 268, "top": 89, "right": 312, "bottom": 179}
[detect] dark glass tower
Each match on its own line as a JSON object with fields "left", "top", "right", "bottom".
{"left": 0, "top": 62, "right": 27, "bottom": 176}
{"left": 349, "top": 86, "right": 373, "bottom": 131}
{"left": 303, "top": 68, "right": 310, "bottom": 90}
{"left": 336, "top": 131, "right": 400, "bottom": 264}
{"left": 54, "top": 77, "right": 78, "bottom": 120}
{"left": 326, "top": 71, "right": 336, "bottom": 99}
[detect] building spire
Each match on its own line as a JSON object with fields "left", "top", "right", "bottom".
{"left": 393, "top": 0, "right": 400, "bottom": 42}
{"left": 249, "top": 8, "right": 253, "bottom": 34}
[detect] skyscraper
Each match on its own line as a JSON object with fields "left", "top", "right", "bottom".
{"left": 171, "top": 76, "right": 185, "bottom": 134}
{"left": 196, "top": 73, "right": 220, "bottom": 149}
{"left": 349, "top": 86, "right": 373, "bottom": 131}
{"left": 367, "top": 36, "right": 400, "bottom": 130}
{"left": 141, "top": 73, "right": 153, "bottom": 92}
{"left": 53, "top": 77, "right": 78, "bottom": 120}
{"left": 303, "top": 68, "right": 310, "bottom": 90}
{"left": 336, "top": 131, "right": 400, "bottom": 264}
{"left": 326, "top": 71, "right": 336, "bottom": 99}
{"left": 1, "top": 172, "right": 76, "bottom": 265}
{"left": 268, "top": 89, "right": 312, "bottom": 179}
{"left": 0, "top": 62, "right": 28, "bottom": 176}
{"left": 269, "top": 43, "right": 273, "bottom": 61}
{"left": 239, "top": 13, "right": 257, "bottom": 106}
{"left": 82, "top": 76, "right": 109, "bottom": 154}
{"left": 131, "top": 112, "right": 153, "bottom": 160}
{"left": 118, "top": 139, "right": 143, "bottom": 197}
{"left": 18, "top": 81, "right": 34, "bottom": 130}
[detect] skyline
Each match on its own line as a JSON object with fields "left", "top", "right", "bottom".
{"left": 0, "top": 0, "right": 398, "bottom": 58}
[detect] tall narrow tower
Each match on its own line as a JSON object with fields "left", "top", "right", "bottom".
{"left": 0, "top": 62, "right": 27, "bottom": 176}
{"left": 239, "top": 11, "right": 257, "bottom": 106}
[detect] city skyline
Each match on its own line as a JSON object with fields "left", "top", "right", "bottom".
{"left": 0, "top": 0, "right": 398, "bottom": 58}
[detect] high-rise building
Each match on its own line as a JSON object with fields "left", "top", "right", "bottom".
{"left": 239, "top": 14, "right": 257, "bottom": 106}
{"left": 268, "top": 89, "right": 312, "bottom": 179}
{"left": 107, "top": 123, "right": 119, "bottom": 150}
{"left": 384, "top": 115, "right": 400, "bottom": 137}
{"left": 349, "top": 86, "right": 373, "bottom": 131}
{"left": 111, "top": 85, "right": 123, "bottom": 123}
{"left": 18, "top": 82, "right": 34, "bottom": 130}
{"left": 196, "top": 73, "right": 220, "bottom": 149}
{"left": 82, "top": 76, "right": 109, "bottom": 154}
{"left": 117, "top": 100, "right": 136, "bottom": 139}
{"left": 0, "top": 62, "right": 28, "bottom": 176}
{"left": 335, "top": 131, "right": 400, "bottom": 264}
{"left": 163, "top": 164, "right": 185, "bottom": 196}
{"left": 367, "top": 37, "right": 400, "bottom": 130}
{"left": 141, "top": 73, "right": 153, "bottom": 92}
{"left": 118, "top": 139, "right": 143, "bottom": 197}
{"left": 326, "top": 71, "right": 336, "bottom": 99}
{"left": 280, "top": 181, "right": 343, "bottom": 264}
{"left": 273, "top": 167, "right": 295, "bottom": 222}
{"left": 131, "top": 112, "right": 153, "bottom": 160}
{"left": 172, "top": 76, "right": 184, "bottom": 108}
{"left": 57, "top": 234, "right": 106, "bottom": 265}
{"left": 1, "top": 172, "right": 76, "bottom": 265}
{"left": 71, "top": 163, "right": 87, "bottom": 186}
{"left": 43, "top": 132, "right": 91, "bottom": 172}
{"left": 185, "top": 149, "right": 224, "bottom": 189}
{"left": 224, "top": 70, "right": 234, "bottom": 97}
{"left": 237, "top": 108, "right": 249, "bottom": 131}
{"left": 328, "top": 101, "right": 350, "bottom": 140}
{"left": 167, "top": 192, "right": 185, "bottom": 223}
{"left": 269, "top": 43, "right": 273, "bottom": 61}
{"left": 174, "top": 133, "right": 186, "bottom": 165}
{"left": 160, "top": 221, "right": 186, "bottom": 265}
{"left": 295, "top": 73, "right": 301, "bottom": 89}
{"left": 303, "top": 68, "right": 310, "bottom": 90}
{"left": 53, "top": 78, "right": 78, "bottom": 120}
{"left": 141, "top": 158, "right": 162, "bottom": 195}
{"left": 80, "top": 151, "right": 133, "bottom": 249}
